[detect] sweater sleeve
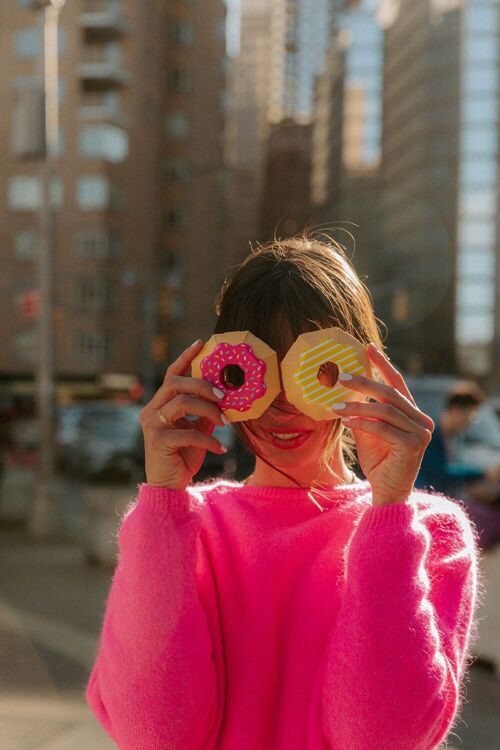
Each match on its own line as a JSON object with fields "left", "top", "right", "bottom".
{"left": 320, "top": 496, "right": 481, "bottom": 750}
{"left": 85, "top": 483, "right": 224, "bottom": 750}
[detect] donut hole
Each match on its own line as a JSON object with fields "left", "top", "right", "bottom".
{"left": 317, "top": 361, "right": 339, "bottom": 389}
{"left": 221, "top": 364, "right": 245, "bottom": 389}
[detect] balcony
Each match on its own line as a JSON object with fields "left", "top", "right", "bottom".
{"left": 78, "top": 0, "right": 130, "bottom": 38}
{"left": 79, "top": 91, "right": 130, "bottom": 126}
{"left": 78, "top": 45, "right": 131, "bottom": 89}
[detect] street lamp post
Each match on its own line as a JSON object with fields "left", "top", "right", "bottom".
{"left": 28, "top": 0, "right": 65, "bottom": 538}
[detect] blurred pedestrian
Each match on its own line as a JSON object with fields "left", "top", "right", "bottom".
{"left": 86, "top": 234, "right": 480, "bottom": 750}
{"left": 415, "top": 384, "right": 500, "bottom": 550}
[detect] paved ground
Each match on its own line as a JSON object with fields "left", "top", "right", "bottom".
{"left": 1, "top": 474, "right": 500, "bottom": 749}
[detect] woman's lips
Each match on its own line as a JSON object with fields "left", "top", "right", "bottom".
{"left": 263, "top": 428, "right": 313, "bottom": 450}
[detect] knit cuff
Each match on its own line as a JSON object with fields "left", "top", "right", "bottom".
{"left": 135, "top": 482, "right": 194, "bottom": 521}
{"left": 357, "top": 499, "right": 416, "bottom": 532}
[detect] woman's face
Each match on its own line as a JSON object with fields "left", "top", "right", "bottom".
{"left": 241, "top": 388, "right": 336, "bottom": 473}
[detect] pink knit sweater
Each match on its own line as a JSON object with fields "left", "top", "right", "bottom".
{"left": 86, "top": 479, "right": 481, "bottom": 750}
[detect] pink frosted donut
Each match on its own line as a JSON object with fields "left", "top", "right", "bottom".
{"left": 200, "top": 342, "right": 267, "bottom": 413}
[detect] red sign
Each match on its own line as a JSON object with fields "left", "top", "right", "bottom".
{"left": 19, "top": 289, "right": 40, "bottom": 318}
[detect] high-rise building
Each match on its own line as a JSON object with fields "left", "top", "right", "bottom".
{"left": 268, "top": 0, "right": 338, "bottom": 124}
{"left": 311, "top": 0, "right": 383, "bottom": 207}
{"left": 0, "top": 0, "right": 226, "bottom": 404}
{"left": 225, "top": 0, "right": 271, "bottom": 258}
{"left": 381, "top": 0, "right": 499, "bottom": 382}
{"left": 312, "top": 0, "right": 499, "bottom": 385}
{"left": 310, "top": 0, "right": 385, "bottom": 315}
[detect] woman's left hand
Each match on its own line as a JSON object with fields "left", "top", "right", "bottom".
{"left": 333, "top": 343, "right": 435, "bottom": 507}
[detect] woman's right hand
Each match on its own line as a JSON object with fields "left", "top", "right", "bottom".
{"left": 139, "top": 339, "right": 229, "bottom": 490}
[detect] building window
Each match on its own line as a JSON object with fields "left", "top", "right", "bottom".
{"left": 76, "top": 229, "right": 121, "bottom": 259}
{"left": 78, "top": 125, "right": 129, "bottom": 163}
{"left": 72, "top": 330, "right": 114, "bottom": 366}
{"left": 76, "top": 176, "right": 110, "bottom": 210}
{"left": 14, "top": 26, "right": 65, "bottom": 57}
{"left": 8, "top": 176, "right": 63, "bottom": 210}
{"left": 14, "top": 28, "right": 41, "bottom": 58}
{"left": 165, "top": 112, "right": 192, "bottom": 139}
{"left": 456, "top": 279, "right": 495, "bottom": 310}
{"left": 74, "top": 277, "right": 117, "bottom": 314}
{"left": 15, "top": 228, "right": 38, "bottom": 259}
{"left": 457, "top": 249, "right": 495, "bottom": 278}
{"left": 162, "top": 158, "right": 190, "bottom": 183}
{"left": 167, "top": 68, "right": 194, "bottom": 94}
{"left": 14, "top": 329, "right": 38, "bottom": 364}
{"left": 455, "top": 311, "right": 495, "bottom": 345}
{"left": 459, "top": 188, "right": 496, "bottom": 217}
{"left": 168, "top": 20, "right": 194, "bottom": 45}
{"left": 164, "top": 205, "right": 189, "bottom": 230}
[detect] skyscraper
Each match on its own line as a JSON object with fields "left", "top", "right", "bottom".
{"left": 381, "top": 0, "right": 499, "bottom": 381}
{"left": 268, "top": 0, "right": 337, "bottom": 124}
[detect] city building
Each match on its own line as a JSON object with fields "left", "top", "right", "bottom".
{"left": 310, "top": 0, "right": 385, "bottom": 315}
{"left": 312, "top": 0, "right": 499, "bottom": 386}
{"left": 381, "top": 0, "right": 499, "bottom": 383}
{"left": 0, "top": 0, "right": 226, "bottom": 406}
{"left": 224, "top": 0, "right": 271, "bottom": 261}
{"left": 268, "top": 0, "right": 339, "bottom": 125}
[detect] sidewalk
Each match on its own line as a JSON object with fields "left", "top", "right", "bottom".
{"left": 1, "top": 522, "right": 500, "bottom": 749}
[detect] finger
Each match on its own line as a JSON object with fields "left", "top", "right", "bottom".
{"left": 336, "top": 372, "right": 435, "bottom": 432}
{"left": 164, "top": 428, "right": 227, "bottom": 454}
{"left": 366, "top": 343, "right": 417, "bottom": 406}
{"left": 341, "top": 416, "right": 430, "bottom": 448}
{"left": 164, "top": 338, "right": 205, "bottom": 380}
{"left": 334, "top": 401, "right": 432, "bottom": 438}
{"left": 147, "top": 374, "right": 225, "bottom": 412}
{"left": 158, "top": 393, "right": 227, "bottom": 428}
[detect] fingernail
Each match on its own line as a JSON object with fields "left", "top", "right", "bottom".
{"left": 331, "top": 402, "right": 346, "bottom": 409}
{"left": 213, "top": 387, "right": 225, "bottom": 399}
{"left": 190, "top": 339, "right": 202, "bottom": 347}
{"left": 220, "top": 444, "right": 228, "bottom": 453}
{"left": 221, "top": 413, "right": 230, "bottom": 425}
{"left": 338, "top": 372, "right": 353, "bottom": 381}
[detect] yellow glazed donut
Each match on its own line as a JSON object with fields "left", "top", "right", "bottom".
{"left": 191, "top": 331, "right": 281, "bottom": 422}
{"left": 280, "top": 327, "right": 372, "bottom": 421}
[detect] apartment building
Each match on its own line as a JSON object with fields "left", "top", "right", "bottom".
{"left": 0, "top": 0, "right": 226, "bottom": 403}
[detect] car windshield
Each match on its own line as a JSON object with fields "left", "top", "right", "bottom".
{"left": 80, "top": 409, "right": 140, "bottom": 439}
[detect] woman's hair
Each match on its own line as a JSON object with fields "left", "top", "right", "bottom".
{"left": 213, "top": 229, "right": 386, "bottom": 483}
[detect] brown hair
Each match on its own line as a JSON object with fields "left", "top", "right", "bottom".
{"left": 214, "top": 230, "right": 386, "bottom": 482}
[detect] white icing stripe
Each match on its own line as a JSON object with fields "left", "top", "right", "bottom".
{"left": 298, "top": 355, "right": 361, "bottom": 387}
{"left": 295, "top": 341, "right": 346, "bottom": 372}
{"left": 294, "top": 348, "right": 359, "bottom": 382}
{"left": 306, "top": 386, "right": 352, "bottom": 404}
{"left": 297, "top": 337, "right": 342, "bottom": 359}
{"left": 301, "top": 362, "right": 364, "bottom": 393}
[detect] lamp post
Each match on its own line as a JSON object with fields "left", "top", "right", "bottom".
{"left": 28, "top": 0, "right": 65, "bottom": 538}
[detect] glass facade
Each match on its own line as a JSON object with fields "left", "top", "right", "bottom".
{"left": 269, "top": 0, "right": 333, "bottom": 123}
{"left": 455, "top": 0, "right": 499, "bottom": 374}
{"left": 339, "top": 0, "right": 383, "bottom": 169}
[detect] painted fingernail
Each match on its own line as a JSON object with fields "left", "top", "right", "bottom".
{"left": 221, "top": 413, "right": 230, "bottom": 425}
{"left": 213, "top": 387, "right": 225, "bottom": 399}
{"left": 190, "top": 339, "right": 202, "bottom": 347}
{"left": 331, "top": 402, "right": 346, "bottom": 409}
{"left": 338, "top": 372, "right": 353, "bottom": 381}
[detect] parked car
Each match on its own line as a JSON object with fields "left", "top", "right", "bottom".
{"left": 491, "top": 395, "right": 500, "bottom": 420}
{"left": 66, "top": 403, "right": 145, "bottom": 483}
{"left": 56, "top": 401, "right": 118, "bottom": 474}
{"left": 405, "top": 374, "right": 500, "bottom": 471}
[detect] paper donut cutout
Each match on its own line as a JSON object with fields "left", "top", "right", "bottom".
{"left": 280, "top": 327, "right": 371, "bottom": 421}
{"left": 191, "top": 331, "right": 281, "bottom": 422}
